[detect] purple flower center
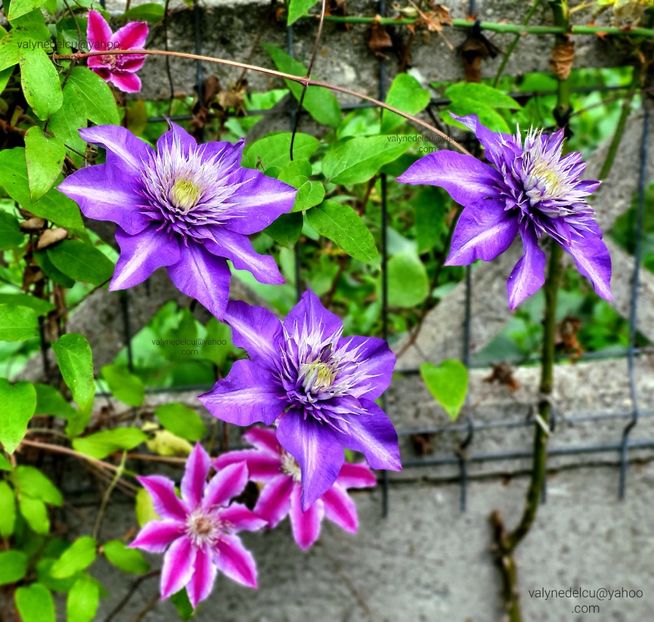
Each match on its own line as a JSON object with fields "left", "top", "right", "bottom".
{"left": 139, "top": 137, "right": 248, "bottom": 239}
{"left": 185, "top": 509, "right": 226, "bottom": 547}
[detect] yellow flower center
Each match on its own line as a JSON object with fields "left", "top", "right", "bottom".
{"left": 170, "top": 179, "right": 202, "bottom": 212}
{"left": 281, "top": 451, "right": 301, "bottom": 482}
{"left": 300, "top": 361, "right": 336, "bottom": 393}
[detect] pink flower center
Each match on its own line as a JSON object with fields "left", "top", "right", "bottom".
{"left": 186, "top": 510, "right": 222, "bottom": 547}
{"left": 101, "top": 54, "right": 117, "bottom": 68}
{"left": 281, "top": 451, "right": 301, "bottom": 482}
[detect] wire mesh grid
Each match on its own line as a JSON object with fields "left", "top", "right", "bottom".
{"left": 107, "top": 0, "right": 652, "bottom": 514}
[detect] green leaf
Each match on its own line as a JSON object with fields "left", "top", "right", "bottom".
{"left": 34, "top": 251, "right": 75, "bottom": 288}
{"left": 35, "top": 383, "right": 76, "bottom": 418}
{"left": 103, "top": 539, "right": 150, "bottom": 575}
{"left": 15, "top": 584, "right": 55, "bottom": 622}
{"left": 49, "top": 83, "right": 88, "bottom": 154}
{"left": 73, "top": 428, "right": 147, "bottom": 459}
{"left": 265, "top": 212, "right": 303, "bottom": 246}
{"left": 8, "top": 0, "right": 47, "bottom": 21}
{"left": 0, "top": 148, "right": 84, "bottom": 232}
{"left": 36, "top": 558, "right": 78, "bottom": 593}
{"left": 135, "top": 487, "right": 159, "bottom": 527}
{"left": 50, "top": 536, "right": 96, "bottom": 579}
{"left": 200, "top": 318, "right": 232, "bottom": 367}
{"left": 52, "top": 333, "right": 95, "bottom": 431}
{"left": 67, "top": 575, "right": 100, "bottom": 622}
{"left": 47, "top": 240, "right": 114, "bottom": 285}
{"left": 287, "top": 0, "right": 317, "bottom": 24}
{"left": 420, "top": 359, "right": 469, "bottom": 421}
{"left": 25, "top": 127, "right": 65, "bottom": 200}
{"left": 322, "top": 136, "right": 410, "bottom": 185}
{"left": 18, "top": 495, "right": 50, "bottom": 534}
{"left": 0, "top": 211, "right": 25, "bottom": 249}
{"left": 0, "top": 304, "right": 38, "bottom": 341}
{"left": 0, "top": 455, "right": 11, "bottom": 471}
{"left": 170, "top": 589, "right": 194, "bottom": 620}
{"left": 0, "top": 379, "right": 36, "bottom": 453}
{"left": 19, "top": 48, "right": 63, "bottom": 120}
{"left": 0, "top": 34, "right": 20, "bottom": 72}
{"left": 101, "top": 364, "right": 145, "bottom": 407}
{"left": 242, "top": 132, "right": 320, "bottom": 170}
{"left": 155, "top": 403, "right": 207, "bottom": 442}
{"left": 13, "top": 466, "right": 63, "bottom": 506}
{"left": 381, "top": 73, "right": 431, "bottom": 133}
{"left": 263, "top": 44, "right": 341, "bottom": 127}
{"left": 445, "top": 82, "right": 520, "bottom": 110}
{"left": 0, "top": 550, "right": 27, "bottom": 585}
{"left": 124, "top": 2, "right": 165, "bottom": 23}
{"left": 67, "top": 67, "right": 120, "bottom": 125}
{"left": 0, "top": 293, "right": 53, "bottom": 315}
{"left": 306, "top": 200, "right": 378, "bottom": 263}
{"left": 0, "top": 481, "right": 15, "bottom": 537}
{"left": 387, "top": 252, "right": 429, "bottom": 308}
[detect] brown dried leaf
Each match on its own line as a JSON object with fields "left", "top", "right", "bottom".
{"left": 368, "top": 21, "right": 394, "bottom": 58}
{"left": 416, "top": 2, "right": 452, "bottom": 33}
{"left": 20, "top": 217, "right": 46, "bottom": 232}
{"left": 550, "top": 40, "right": 575, "bottom": 81}
{"left": 36, "top": 227, "right": 68, "bottom": 250}
{"left": 484, "top": 362, "right": 520, "bottom": 391}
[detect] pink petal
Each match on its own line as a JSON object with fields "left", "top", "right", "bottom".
{"left": 87, "top": 55, "right": 112, "bottom": 70}
{"left": 215, "top": 535, "right": 258, "bottom": 588}
{"left": 111, "top": 20, "right": 149, "bottom": 50}
{"left": 160, "top": 537, "right": 197, "bottom": 600}
{"left": 254, "top": 475, "right": 294, "bottom": 528}
{"left": 218, "top": 503, "right": 267, "bottom": 533}
{"left": 87, "top": 10, "right": 112, "bottom": 51}
{"left": 118, "top": 55, "right": 146, "bottom": 72}
{"left": 203, "top": 462, "right": 248, "bottom": 510}
{"left": 137, "top": 475, "right": 188, "bottom": 521}
{"left": 181, "top": 444, "right": 211, "bottom": 509}
{"left": 289, "top": 485, "right": 324, "bottom": 551}
{"left": 130, "top": 520, "right": 185, "bottom": 553}
{"left": 336, "top": 462, "right": 377, "bottom": 489}
{"left": 186, "top": 546, "right": 217, "bottom": 608}
{"left": 214, "top": 449, "right": 281, "bottom": 482}
{"left": 242, "top": 427, "right": 282, "bottom": 457}
{"left": 322, "top": 484, "right": 358, "bottom": 534}
{"left": 109, "top": 71, "right": 142, "bottom": 94}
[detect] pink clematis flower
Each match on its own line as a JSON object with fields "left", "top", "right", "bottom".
{"left": 86, "top": 10, "right": 148, "bottom": 93}
{"left": 215, "top": 427, "right": 377, "bottom": 550}
{"left": 130, "top": 444, "right": 266, "bottom": 608}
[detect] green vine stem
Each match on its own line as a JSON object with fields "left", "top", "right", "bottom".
{"left": 489, "top": 2, "right": 570, "bottom": 621}
{"left": 319, "top": 14, "right": 654, "bottom": 39}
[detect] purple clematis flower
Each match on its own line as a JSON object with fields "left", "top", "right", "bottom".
{"left": 216, "top": 427, "right": 377, "bottom": 550}
{"left": 87, "top": 10, "right": 149, "bottom": 93}
{"left": 199, "top": 290, "right": 401, "bottom": 510}
{"left": 397, "top": 114, "right": 612, "bottom": 309}
{"left": 130, "top": 444, "right": 266, "bottom": 608}
{"left": 58, "top": 122, "right": 296, "bottom": 318}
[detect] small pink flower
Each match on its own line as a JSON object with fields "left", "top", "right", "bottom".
{"left": 86, "top": 10, "right": 148, "bottom": 93}
{"left": 215, "top": 427, "right": 377, "bottom": 551}
{"left": 130, "top": 444, "right": 266, "bottom": 608}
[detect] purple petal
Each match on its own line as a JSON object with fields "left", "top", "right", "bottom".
{"left": 221, "top": 169, "right": 296, "bottom": 235}
{"left": 204, "top": 230, "right": 284, "bottom": 285}
{"left": 289, "top": 485, "right": 324, "bottom": 551}
{"left": 202, "top": 140, "right": 245, "bottom": 174}
{"left": 109, "top": 71, "right": 142, "bottom": 94}
{"left": 160, "top": 536, "right": 196, "bottom": 600}
{"left": 337, "top": 335, "right": 396, "bottom": 400}
{"left": 130, "top": 520, "right": 185, "bottom": 553}
{"left": 137, "top": 475, "right": 188, "bottom": 521}
{"left": 336, "top": 462, "right": 377, "bottom": 489}
{"left": 507, "top": 227, "right": 547, "bottom": 310}
{"left": 396, "top": 150, "right": 501, "bottom": 207}
{"left": 242, "top": 427, "right": 282, "bottom": 457}
{"left": 214, "top": 449, "right": 281, "bottom": 482}
{"left": 87, "top": 10, "right": 112, "bottom": 50}
{"left": 186, "top": 546, "right": 217, "bottom": 609}
{"left": 223, "top": 300, "right": 281, "bottom": 366}
{"left": 214, "top": 535, "right": 258, "bottom": 588}
{"left": 166, "top": 245, "right": 230, "bottom": 319}
{"left": 283, "top": 290, "right": 342, "bottom": 343}
{"left": 445, "top": 201, "right": 518, "bottom": 266}
{"left": 276, "top": 413, "right": 344, "bottom": 510}
{"left": 181, "top": 443, "right": 211, "bottom": 510}
{"left": 203, "top": 462, "right": 248, "bottom": 510}
{"left": 562, "top": 234, "right": 612, "bottom": 302}
{"left": 111, "top": 20, "right": 148, "bottom": 49}
{"left": 254, "top": 475, "right": 294, "bottom": 528}
{"left": 57, "top": 165, "right": 149, "bottom": 235}
{"left": 450, "top": 114, "right": 517, "bottom": 167}
{"left": 322, "top": 484, "right": 358, "bottom": 534}
{"left": 157, "top": 122, "right": 197, "bottom": 157}
{"left": 218, "top": 503, "right": 267, "bottom": 533}
{"left": 110, "top": 226, "right": 181, "bottom": 290}
{"left": 79, "top": 125, "right": 152, "bottom": 175}
{"left": 337, "top": 400, "right": 401, "bottom": 472}
{"left": 198, "top": 359, "right": 284, "bottom": 426}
